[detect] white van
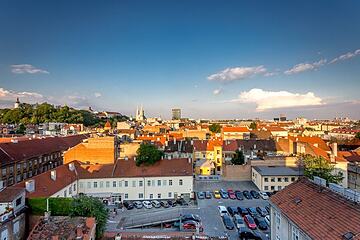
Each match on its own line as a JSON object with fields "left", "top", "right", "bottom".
{"left": 218, "top": 205, "right": 229, "bottom": 216}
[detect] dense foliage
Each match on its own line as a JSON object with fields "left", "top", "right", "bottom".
{"left": 249, "top": 122, "right": 257, "bottom": 130}
{"left": 27, "top": 197, "right": 73, "bottom": 216}
{"left": 231, "top": 149, "right": 245, "bottom": 165}
{"left": 356, "top": 132, "right": 360, "bottom": 139}
{"left": 0, "top": 102, "right": 127, "bottom": 127}
{"left": 209, "top": 123, "right": 221, "bottom": 133}
{"left": 70, "top": 195, "right": 108, "bottom": 239}
{"left": 136, "top": 143, "right": 164, "bottom": 166}
{"left": 303, "top": 155, "right": 343, "bottom": 184}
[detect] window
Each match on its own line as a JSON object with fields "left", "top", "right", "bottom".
{"left": 149, "top": 194, "right": 153, "bottom": 199}
{"left": 147, "top": 180, "right": 151, "bottom": 186}
{"left": 113, "top": 181, "right": 116, "bottom": 187}
{"left": 264, "top": 177, "right": 268, "bottom": 182}
{"left": 179, "top": 179, "right": 183, "bottom": 185}
{"left": 132, "top": 181, "right": 136, "bottom": 187}
{"left": 9, "top": 166, "right": 13, "bottom": 174}
{"left": 284, "top": 177, "right": 289, "bottom": 182}
{"left": 139, "top": 193, "right": 144, "bottom": 199}
{"left": 271, "top": 186, "right": 275, "bottom": 190}
{"left": 13, "top": 221, "right": 19, "bottom": 234}
{"left": 217, "top": 150, "right": 220, "bottom": 154}
{"left": 124, "top": 193, "right": 128, "bottom": 199}
{"left": 291, "top": 177, "right": 296, "bottom": 182}
{"left": 23, "top": 162, "right": 27, "bottom": 168}
{"left": 73, "top": 184, "right": 76, "bottom": 191}
{"left": 124, "top": 181, "right": 128, "bottom": 187}
{"left": 64, "top": 190, "right": 67, "bottom": 197}
{"left": 271, "top": 177, "right": 275, "bottom": 182}
{"left": 168, "top": 192, "right": 172, "bottom": 198}
{"left": 157, "top": 180, "right": 161, "bottom": 186}
{"left": 118, "top": 181, "right": 122, "bottom": 187}
{"left": 100, "top": 181, "right": 104, "bottom": 188}
{"left": 152, "top": 180, "right": 155, "bottom": 186}
{"left": 1, "top": 168, "right": 6, "bottom": 176}
{"left": 278, "top": 178, "right": 282, "bottom": 182}
{"left": 292, "top": 225, "right": 299, "bottom": 240}
{"left": 139, "top": 181, "right": 143, "bottom": 187}
{"left": 163, "top": 180, "right": 167, "bottom": 186}
{"left": 15, "top": 197, "right": 22, "bottom": 207}
{"left": 278, "top": 186, "right": 282, "bottom": 190}
{"left": 169, "top": 180, "right": 173, "bottom": 186}
{"left": 94, "top": 182, "right": 98, "bottom": 188}
{"left": 158, "top": 193, "right": 161, "bottom": 199}
{"left": 264, "top": 186, "right": 269, "bottom": 190}
{"left": 87, "top": 182, "right": 91, "bottom": 189}
{"left": 69, "top": 186, "right": 72, "bottom": 194}
{"left": 106, "top": 181, "right": 110, "bottom": 188}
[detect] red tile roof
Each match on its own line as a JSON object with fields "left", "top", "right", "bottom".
{"left": 270, "top": 177, "right": 360, "bottom": 240}
{"left": 289, "top": 136, "right": 330, "bottom": 151}
{"left": 0, "top": 187, "right": 24, "bottom": 202}
{"left": 222, "top": 126, "right": 249, "bottom": 133}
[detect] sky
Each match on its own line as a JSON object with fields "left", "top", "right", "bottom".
{"left": 0, "top": 0, "right": 359, "bottom": 120}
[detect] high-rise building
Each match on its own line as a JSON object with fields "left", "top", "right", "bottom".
{"left": 172, "top": 108, "right": 181, "bottom": 120}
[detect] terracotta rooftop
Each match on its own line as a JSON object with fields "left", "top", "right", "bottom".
{"left": 270, "top": 177, "right": 360, "bottom": 240}
{"left": 0, "top": 187, "right": 24, "bottom": 202}
{"left": 222, "top": 126, "right": 250, "bottom": 133}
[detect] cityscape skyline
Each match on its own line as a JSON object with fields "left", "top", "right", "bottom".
{"left": 1, "top": 0, "right": 360, "bottom": 119}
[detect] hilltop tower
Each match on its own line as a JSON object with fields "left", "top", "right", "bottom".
{"left": 14, "top": 98, "right": 20, "bottom": 109}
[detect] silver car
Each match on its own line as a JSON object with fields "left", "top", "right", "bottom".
{"left": 233, "top": 214, "right": 246, "bottom": 229}
{"left": 151, "top": 200, "right": 161, "bottom": 208}
{"left": 142, "top": 200, "right": 152, "bottom": 209}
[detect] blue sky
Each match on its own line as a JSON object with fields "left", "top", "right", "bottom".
{"left": 0, "top": 0, "right": 359, "bottom": 119}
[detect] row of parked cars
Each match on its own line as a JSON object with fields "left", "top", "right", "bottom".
{"left": 218, "top": 205, "right": 270, "bottom": 239}
{"left": 197, "top": 189, "right": 272, "bottom": 200}
{"left": 123, "top": 198, "right": 188, "bottom": 210}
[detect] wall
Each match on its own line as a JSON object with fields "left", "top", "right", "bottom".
{"left": 119, "top": 142, "right": 140, "bottom": 158}
{"left": 222, "top": 164, "right": 251, "bottom": 181}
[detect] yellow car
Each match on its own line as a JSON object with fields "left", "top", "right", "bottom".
{"left": 214, "top": 190, "right": 221, "bottom": 199}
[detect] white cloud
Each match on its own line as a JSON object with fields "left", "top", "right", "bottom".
{"left": 11, "top": 64, "right": 49, "bottom": 74}
{"left": 231, "top": 88, "right": 323, "bottom": 111}
{"left": 329, "top": 49, "right": 360, "bottom": 64}
{"left": 213, "top": 88, "right": 222, "bottom": 95}
{"left": 207, "top": 66, "right": 267, "bottom": 82}
{"left": 0, "top": 87, "right": 44, "bottom": 107}
{"left": 94, "top": 92, "right": 102, "bottom": 98}
{"left": 284, "top": 59, "right": 327, "bottom": 75}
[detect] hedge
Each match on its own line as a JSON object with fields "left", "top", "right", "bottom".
{"left": 27, "top": 197, "right": 73, "bottom": 216}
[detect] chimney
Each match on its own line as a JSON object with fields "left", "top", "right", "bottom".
{"left": 50, "top": 170, "right": 56, "bottom": 181}
{"left": 25, "top": 180, "right": 35, "bottom": 192}
{"left": 76, "top": 225, "right": 83, "bottom": 239}
{"left": 69, "top": 163, "right": 75, "bottom": 171}
{"left": 332, "top": 142, "right": 338, "bottom": 157}
{"left": 188, "top": 158, "right": 192, "bottom": 164}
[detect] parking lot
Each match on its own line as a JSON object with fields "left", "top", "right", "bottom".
{"left": 106, "top": 180, "right": 271, "bottom": 240}
{"left": 194, "top": 181, "right": 271, "bottom": 240}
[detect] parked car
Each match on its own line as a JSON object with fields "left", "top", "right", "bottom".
{"left": 233, "top": 214, "right": 246, "bottom": 229}
{"left": 254, "top": 217, "right": 268, "bottom": 230}
{"left": 265, "top": 205, "right": 270, "bottom": 213}
{"left": 237, "top": 207, "right": 249, "bottom": 216}
{"left": 160, "top": 201, "right": 170, "bottom": 208}
{"left": 142, "top": 200, "right": 152, "bottom": 209}
{"left": 243, "top": 190, "right": 252, "bottom": 199}
{"left": 247, "top": 207, "right": 259, "bottom": 218}
{"left": 244, "top": 215, "right": 257, "bottom": 230}
{"left": 264, "top": 215, "right": 270, "bottom": 226}
{"left": 133, "top": 201, "right": 143, "bottom": 209}
{"left": 222, "top": 214, "right": 235, "bottom": 230}
{"left": 167, "top": 200, "right": 177, "bottom": 207}
{"left": 256, "top": 206, "right": 268, "bottom": 217}
{"left": 228, "top": 189, "right": 236, "bottom": 199}
{"left": 182, "top": 220, "right": 203, "bottom": 232}
{"left": 235, "top": 190, "right": 244, "bottom": 200}
{"left": 238, "top": 227, "right": 262, "bottom": 240}
{"left": 218, "top": 205, "right": 229, "bottom": 216}
{"left": 151, "top": 200, "right": 161, "bottom": 208}
{"left": 213, "top": 190, "right": 221, "bottom": 199}
{"left": 197, "top": 191, "right": 205, "bottom": 199}
{"left": 123, "top": 201, "right": 134, "bottom": 210}
{"left": 181, "top": 214, "right": 201, "bottom": 223}
{"left": 220, "top": 189, "right": 229, "bottom": 199}
{"left": 176, "top": 198, "right": 188, "bottom": 206}
{"left": 250, "top": 190, "right": 260, "bottom": 199}
{"left": 227, "top": 206, "right": 238, "bottom": 216}
{"left": 259, "top": 191, "right": 269, "bottom": 200}
{"left": 205, "top": 191, "right": 212, "bottom": 199}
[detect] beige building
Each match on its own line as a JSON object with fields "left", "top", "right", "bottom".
{"left": 252, "top": 166, "right": 302, "bottom": 192}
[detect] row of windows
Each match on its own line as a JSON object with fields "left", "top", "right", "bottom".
{"left": 264, "top": 177, "right": 296, "bottom": 183}
{"left": 264, "top": 185, "right": 283, "bottom": 191}
{"left": 124, "top": 192, "right": 174, "bottom": 199}
{"left": 80, "top": 179, "right": 184, "bottom": 189}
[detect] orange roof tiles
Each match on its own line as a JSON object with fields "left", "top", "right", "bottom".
{"left": 222, "top": 126, "right": 249, "bottom": 133}
{"left": 270, "top": 178, "right": 360, "bottom": 240}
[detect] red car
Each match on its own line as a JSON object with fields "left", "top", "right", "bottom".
{"left": 228, "top": 189, "right": 236, "bottom": 199}
{"left": 182, "top": 221, "right": 204, "bottom": 232}
{"left": 244, "top": 215, "right": 257, "bottom": 230}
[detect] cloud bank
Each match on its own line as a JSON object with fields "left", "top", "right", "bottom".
{"left": 231, "top": 88, "right": 323, "bottom": 111}
{"left": 284, "top": 59, "right": 327, "bottom": 75}
{"left": 207, "top": 66, "right": 266, "bottom": 82}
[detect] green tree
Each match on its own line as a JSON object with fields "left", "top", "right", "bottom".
{"left": 16, "top": 123, "right": 26, "bottom": 134}
{"left": 209, "top": 123, "right": 221, "bottom": 133}
{"left": 303, "top": 155, "right": 343, "bottom": 184}
{"left": 70, "top": 195, "right": 108, "bottom": 239}
{"left": 355, "top": 132, "right": 360, "bottom": 140}
{"left": 249, "top": 122, "right": 257, "bottom": 130}
{"left": 231, "top": 149, "right": 245, "bottom": 165}
{"left": 136, "top": 143, "right": 164, "bottom": 166}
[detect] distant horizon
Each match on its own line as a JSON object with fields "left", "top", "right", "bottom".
{"left": 1, "top": 0, "right": 359, "bottom": 119}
